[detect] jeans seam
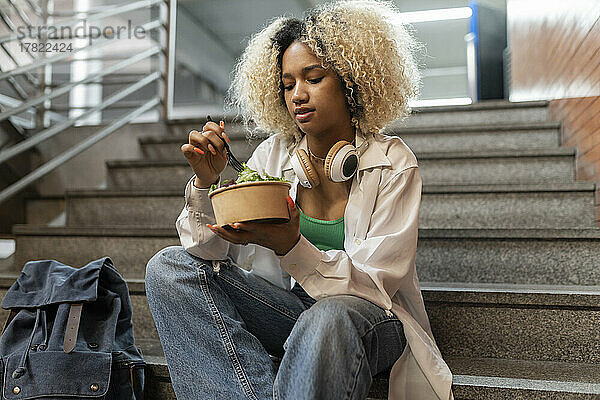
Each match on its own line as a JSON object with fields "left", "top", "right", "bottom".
{"left": 218, "top": 274, "right": 299, "bottom": 322}
{"left": 360, "top": 318, "right": 402, "bottom": 340}
{"left": 344, "top": 343, "right": 367, "bottom": 400}
{"left": 197, "top": 268, "right": 259, "bottom": 400}
{"left": 273, "top": 371, "right": 280, "bottom": 400}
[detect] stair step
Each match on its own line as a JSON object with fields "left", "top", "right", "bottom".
{"left": 2, "top": 278, "right": 598, "bottom": 373}
{"left": 139, "top": 134, "right": 263, "bottom": 161}
{"left": 450, "top": 357, "right": 600, "bottom": 399}
{"left": 12, "top": 225, "right": 178, "bottom": 279}
{"left": 146, "top": 122, "right": 563, "bottom": 159}
{"left": 422, "top": 282, "right": 600, "bottom": 363}
{"left": 12, "top": 225, "right": 600, "bottom": 286}
{"left": 107, "top": 146, "right": 579, "bottom": 190}
{"left": 417, "top": 147, "right": 575, "bottom": 185}
{"left": 23, "top": 194, "right": 65, "bottom": 225}
{"left": 416, "top": 228, "right": 600, "bottom": 286}
{"left": 387, "top": 122, "right": 562, "bottom": 152}
{"left": 160, "top": 101, "right": 551, "bottom": 137}
{"left": 137, "top": 336, "right": 600, "bottom": 399}
{"left": 395, "top": 100, "right": 551, "bottom": 128}
{"left": 73, "top": 182, "right": 597, "bottom": 229}
{"left": 420, "top": 182, "right": 597, "bottom": 229}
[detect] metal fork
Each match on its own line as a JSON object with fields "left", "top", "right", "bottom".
{"left": 206, "top": 115, "right": 244, "bottom": 172}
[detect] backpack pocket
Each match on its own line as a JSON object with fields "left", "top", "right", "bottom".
{"left": 3, "top": 351, "right": 111, "bottom": 399}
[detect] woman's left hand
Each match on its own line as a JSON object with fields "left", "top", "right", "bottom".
{"left": 207, "top": 195, "right": 301, "bottom": 256}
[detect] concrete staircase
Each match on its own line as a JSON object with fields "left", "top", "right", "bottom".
{"left": 2, "top": 100, "right": 600, "bottom": 399}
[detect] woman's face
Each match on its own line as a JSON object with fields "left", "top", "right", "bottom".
{"left": 281, "top": 41, "right": 353, "bottom": 141}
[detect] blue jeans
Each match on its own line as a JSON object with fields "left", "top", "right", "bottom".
{"left": 145, "top": 246, "right": 406, "bottom": 400}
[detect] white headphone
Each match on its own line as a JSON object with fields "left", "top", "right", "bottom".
{"left": 290, "top": 138, "right": 369, "bottom": 188}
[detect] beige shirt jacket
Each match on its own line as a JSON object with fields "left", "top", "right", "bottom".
{"left": 176, "top": 131, "right": 454, "bottom": 400}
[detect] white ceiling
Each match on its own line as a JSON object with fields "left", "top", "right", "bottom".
{"left": 176, "top": 0, "right": 506, "bottom": 101}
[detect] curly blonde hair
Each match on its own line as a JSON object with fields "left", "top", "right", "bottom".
{"left": 225, "top": 0, "right": 421, "bottom": 147}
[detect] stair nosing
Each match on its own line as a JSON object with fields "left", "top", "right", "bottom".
{"left": 2, "top": 276, "right": 599, "bottom": 306}
{"left": 410, "top": 100, "right": 549, "bottom": 113}
{"left": 12, "top": 226, "right": 600, "bottom": 239}
{"left": 417, "top": 147, "right": 575, "bottom": 159}
{"left": 422, "top": 182, "right": 595, "bottom": 193}
{"left": 418, "top": 227, "right": 600, "bottom": 239}
{"left": 65, "top": 182, "right": 594, "bottom": 198}
{"left": 136, "top": 143, "right": 575, "bottom": 160}
{"left": 141, "top": 121, "right": 562, "bottom": 146}
{"left": 453, "top": 374, "right": 600, "bottom": 394}
{"left": 11, "top": 224, "right": 177, "bottom": 236}
{"left": 388, "top": 121, "right": 561, "bottom": 133}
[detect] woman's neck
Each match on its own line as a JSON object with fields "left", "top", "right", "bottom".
{"left": 306, "top": 126, "right": 355, "bottom": 159}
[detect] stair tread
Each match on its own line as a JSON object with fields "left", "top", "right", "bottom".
{"left": 119, "top": 147, "right": 577, "bottom": 161}
{"left": 11, "top": 225, "right": 600, "bottom": 238}
{"left": 2, "top": 274, "right": 599, "bottom": 306}
{"left": 134, "top": 338, "right": 600, "bottom": 392}
{"left": 139, "top": 121, "right": 562, "bottom": 145}
{"left": 449, "top": 357, "right": 600, "bottom": 384}
{"left": 79, "top": 181, "right": 599, "bottom": 194}
{"left": 389, "top": 121, "right": 561, "bottom": 133}
{"left": 410, "top": 99, "right": 550, "bottom": 113}
{"left": 59, "top": 180, "right": 593, "bottom": 198}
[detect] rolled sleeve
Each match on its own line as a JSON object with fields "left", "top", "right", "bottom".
{"left": 276, "top": 234, "right": 322, "bottom": 280}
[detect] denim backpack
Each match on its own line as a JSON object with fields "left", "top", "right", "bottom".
{"left": 0, "top": 257, "right": 145, "bottom": 399}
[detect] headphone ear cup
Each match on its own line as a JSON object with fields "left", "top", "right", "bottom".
{"left": 325, "top": 140, "right": 357, "bottom": 182}
{"left": 296, "top": 149, "right": 320, "bottom": 188}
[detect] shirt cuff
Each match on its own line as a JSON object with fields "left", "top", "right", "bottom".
{"left": 185, "top": 175, "right": 220, "bottom": 211}
{"left": 276, "top": 234, "right": 322, "bottom": 282}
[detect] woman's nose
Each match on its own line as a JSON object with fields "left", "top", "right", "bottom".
{"left": 291, "top": 83, "right": 308, "bottom": 103}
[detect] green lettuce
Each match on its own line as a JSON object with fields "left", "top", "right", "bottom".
{"left": 209, "top": 163, "right": 290, "bottom": 193}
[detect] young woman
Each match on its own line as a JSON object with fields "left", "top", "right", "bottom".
{"left": 145, "top": 1, "right": 453, "bottom": 399}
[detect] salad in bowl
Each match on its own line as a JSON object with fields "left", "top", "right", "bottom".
{"left": 208, "top": 163, "right": 292, "bottom": 226}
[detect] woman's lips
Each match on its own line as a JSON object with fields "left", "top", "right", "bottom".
{"left": 295, "top": 110, "right": 314, "bottom": 122}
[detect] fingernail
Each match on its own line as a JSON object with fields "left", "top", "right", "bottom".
{"left": 220, "top": 120, "right": 225, "bottom": 130}
{"left": 287, "top": 195, "right": 295, "bottom": 209}
{"left": 232, "top": 223, "right": 240, "bottom": 228}
{"left": 194, "top": 147, "right": 204, "bottom": 155}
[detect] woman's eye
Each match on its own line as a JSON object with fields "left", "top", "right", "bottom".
{"left": 283, "top": 85, "right": 293, "bottom": 91}
{"left": 308, "top": 77, "right": 323, "bottom": 84}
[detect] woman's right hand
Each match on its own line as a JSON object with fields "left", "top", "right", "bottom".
{"left": 181, "top": 121, "right": 230, "bottom": 188}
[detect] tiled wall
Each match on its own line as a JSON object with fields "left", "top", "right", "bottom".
{"left": 549, "top": 98, "right": 600, "bottom": 224}
{"left": 508, "top": 1, "right": 600, "bottom": 224}
{"left": 508, "top": 1, "right": 600, "bottom": 101}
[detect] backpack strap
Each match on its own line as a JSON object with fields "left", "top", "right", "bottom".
{"left": 64, "top": 303, "right": 83, "bottom": 353}
{"left": 1, "top": 310, "right": 18, "bottom": 335}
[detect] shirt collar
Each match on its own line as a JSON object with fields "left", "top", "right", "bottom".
{"left": 282, "top": 131, "right": 391, "bottom": 172}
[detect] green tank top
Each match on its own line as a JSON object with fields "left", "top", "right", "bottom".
{"left": 298, "top": 206, "right": 345, "bottom": 251}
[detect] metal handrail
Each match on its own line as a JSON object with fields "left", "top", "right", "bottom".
{"left": 0, "top": 46, "right": 160, "bottom": 122}
{"left": 0, "top": 0, "right": 174, "bottom": 205}
{"left": 0, "top": 0, "right": 162, "bottom": 45}
{"left": 0, "top": 98, "right": 160, "bottom": 204}
{"left": 0, "top": 72, "right": 160, "bottom": 164}
{"left": 0, "top": 19, "right": 162, "bottom": 82}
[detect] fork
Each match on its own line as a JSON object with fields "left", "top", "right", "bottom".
{"left": 206, "top": 115, "right": 244, "bottom": 173}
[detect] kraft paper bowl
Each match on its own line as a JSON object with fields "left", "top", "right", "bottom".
{"left": 208, "top": 181, "right": 292, "bottom": 226}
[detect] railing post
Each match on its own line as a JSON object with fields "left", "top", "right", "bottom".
{"left": 465, "top": 32, "right": 478, "bottom": 103}
{"left": 36, "top": 0, "right": 49, "bottom": 128}
{"left": 162, "top": 0, "right": 176, "bottom": 120}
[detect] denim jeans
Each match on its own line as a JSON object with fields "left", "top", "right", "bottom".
{"left": 145, "top": 245, "right": 406, "bottom": 400}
